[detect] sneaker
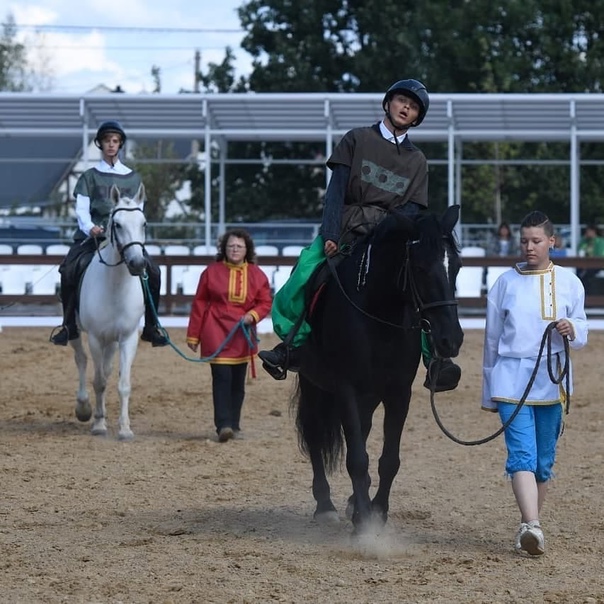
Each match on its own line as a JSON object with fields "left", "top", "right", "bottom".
{"left": 515, "top": 522, "right": 529, "bottom": 551}
{"left": 520, "top": 521, "right": 545, "bottom": 556}
{"left": 141, "top": 326, "right": 168, "bottom": 347}
{"left": 423, "top": 359, "right": 461, "bottom": 392}
{"left": 49, "top": 325, "right": 79, "bottom": 346}
{"left": 218, "top": 427, "right": 234, "bottom": 442}
{"left": 515, "top": 521, "right": 545, "bottom": 555}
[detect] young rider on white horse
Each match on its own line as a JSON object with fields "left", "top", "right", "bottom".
{"left": 50, "top": 120, "right": 167, "bottom": 347}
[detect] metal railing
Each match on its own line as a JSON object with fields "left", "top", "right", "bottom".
{"left": 2, "top": 254, "right": 604, "bottom": 315}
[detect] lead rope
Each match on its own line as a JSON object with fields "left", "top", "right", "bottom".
{"left": 429, "top": 322, "right": 570, "bottom": 446}
{"left": 140, "top": 273, "right": 258, "bottom": 366}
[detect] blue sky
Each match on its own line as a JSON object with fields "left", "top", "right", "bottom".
{"left": 8, "top": 0, "right": 251, "bottom": 94}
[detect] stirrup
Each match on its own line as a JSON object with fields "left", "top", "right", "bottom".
{"left": 261, "top": 361, "right": 288, "bottom": 381}
{"left": 141, "top": 326, "right": 168, "bottom": 347}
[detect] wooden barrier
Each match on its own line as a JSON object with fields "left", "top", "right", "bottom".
{"left": 2, "top": 254, "right": 604, "bottom": 314}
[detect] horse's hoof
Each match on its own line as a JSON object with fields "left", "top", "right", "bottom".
{"left": 314, "top": 510, "right": 340, "bottom": 525}
{"left": 75, "top": 401, "right": 92, "bottom": 422}
{"left": 118, "top": 431, "right": 134, "bottom": 441}
{"left": 90, "top": 425, "right": 108, "bottom": 436}
{"left": 345, "top": 500, "right": 354, "bottom": 521}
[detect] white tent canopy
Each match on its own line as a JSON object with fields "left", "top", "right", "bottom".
{"left": 2, "top": 91, "right": 603, "bottom": 249}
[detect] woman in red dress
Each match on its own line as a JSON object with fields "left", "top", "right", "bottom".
{"left": 186, "top": 229, "right": 272, "bottom": 441}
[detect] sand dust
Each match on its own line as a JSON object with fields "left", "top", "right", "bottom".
{"left": 0, "top": 327, "right": 602, "bottom": 603}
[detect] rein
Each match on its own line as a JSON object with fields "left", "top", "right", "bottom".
{"left": 139, "top": 274, "right": 259, "bottom": 368}
{"left": 429, "top": 322, "right": 571, "bottom": 446}
{"left": 401, "top": 245, "right": 458, "bottom": 312}
{"left": 326, "top": 238, "right": 457, "bottom": 330}
{"left": 95, "top": 207, "right": 146, "bottom": 268}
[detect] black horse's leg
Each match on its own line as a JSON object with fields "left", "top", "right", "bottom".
{"left": 346, "top": 397, "right": 378, "bottom": 521}
{"left": 309, "top": 448, "right": 338, "bottom": 523}
{"left": 297, "top": 375, "right": 340, "bottom": 523}
{"left": 371, "top": 388, "right": 412, "bottom": 523}
{"left": 339, "top": 387, "right": 372, "bottom": 533}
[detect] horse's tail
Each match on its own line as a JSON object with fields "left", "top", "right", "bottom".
{"left": 291, "top": 376, "right": 343, "bottom": 474}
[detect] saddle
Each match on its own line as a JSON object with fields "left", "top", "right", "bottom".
{"left": 58, "top": 241, "right": 96, "bottom": 310}
{"left": 303, "top": 251, "right": 348, "bottom": 319}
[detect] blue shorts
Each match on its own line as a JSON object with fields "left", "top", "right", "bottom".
{"left": 498, "top": 403, "right": 563, "bottom": 482}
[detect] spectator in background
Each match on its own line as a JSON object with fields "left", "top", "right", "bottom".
{"left": 578, "top": 224, "right": 604, "bottom": 256}
{"left": 483, "top": 221, "right": 518, "bottom": 294}
{"left": 549, "top": 233, "right": 567, "bottom": 258}
{"left": 487, "top": 221, "right": 518, "bottom": 257}
{"left": 577, "top": 224, "right": 604, "bottom": 294}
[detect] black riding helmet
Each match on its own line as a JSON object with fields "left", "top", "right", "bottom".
{"left": 94, "top": 120, "right": 127, "bottom": 149}
{"left": 382, "top": 79, "right": 429, "bottom": 127}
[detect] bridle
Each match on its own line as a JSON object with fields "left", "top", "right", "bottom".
{"left": 401, "top": 239, "right": 459, "bottom": 346}
{"left": 402, "top": 239, "right": 459, "bottom": 311}
{"left": 95, "top": 206, "right": 146, "bottom": 268}
{"left": 327, "top": 236, "right": 458, "bottom": 330}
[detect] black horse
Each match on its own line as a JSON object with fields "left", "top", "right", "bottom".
{"left": 293, "top": 204, "right": 464, "bottom": 534}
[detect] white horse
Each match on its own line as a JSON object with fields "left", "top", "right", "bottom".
{"left": 71, "top": 183, "right": 148, "bottom": 440}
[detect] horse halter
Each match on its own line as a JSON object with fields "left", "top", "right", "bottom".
{"left": 401, "top": 239, "right": 459, "bottom": 343}
{"left": 402, "top": 239, "right": 459, "bottom": 312}
{"left": 96, "top": 206, "right": 146, "bottom": 267}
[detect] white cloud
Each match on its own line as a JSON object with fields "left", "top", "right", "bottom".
{"left": 7, "top": 1, "right": 251, "bottom": 94}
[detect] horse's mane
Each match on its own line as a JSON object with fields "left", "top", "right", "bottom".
{"left": 366, "top": 208, "right": 459, "bottom": 255}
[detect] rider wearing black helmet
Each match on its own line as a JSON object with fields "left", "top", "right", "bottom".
{"left": 50, "top": 120, "right": 168, "bottom": 348}
{"left": 94, "top": 120, "right": 127, "bottom": 149}
{"left": 259, "top": 78, "right": 461, "bottom": 391}
{"left": 383, "top": 78, "right": 429, "bottom": 128}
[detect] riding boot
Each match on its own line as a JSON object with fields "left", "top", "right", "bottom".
{"left": 259, "top": 342, "right": 302, "bottom": 380}
{"left": 140, "top": 263, "right": 168, "bottom": 347}
{"left": 50, "top": 279, "right": 79, "bottom": 346}
{"left": 423, "top": 358, "right": 462, "bottom": 392}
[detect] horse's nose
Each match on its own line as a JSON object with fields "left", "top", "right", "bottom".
{"left": 127, "top": 255, "right": 147, "bottom": 276}
{"left": 445, "top": 327, "right": 464, "bottom": 357}
{"left": 435, "top": 327, "right": 464, "bottom": 358}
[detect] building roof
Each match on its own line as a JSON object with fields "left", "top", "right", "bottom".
{"left": 1, "top": 91, "right": 603, "bottom": 216}
{"left": 1, "top": 91, "right": 604, "bottom": 143}
{"left": 0, "top": 137, "right": 81, "bottom": 209}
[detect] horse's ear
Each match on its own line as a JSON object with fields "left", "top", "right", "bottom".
{"left": 110, "top": 184, "right": 121, "bottom": 204}
{"left": 135, "top": 183, "right": 146, "bottom": 206}
{"left": 441, "top": 204, "right": 460, "bottom": 233}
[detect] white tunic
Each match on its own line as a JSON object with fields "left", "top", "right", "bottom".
{"left": 481, "top": 262, "right": 588, "bottom": 411}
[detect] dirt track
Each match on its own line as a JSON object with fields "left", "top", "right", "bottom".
{"left": 0, "top": 327, "right": 603, "bottom": 604}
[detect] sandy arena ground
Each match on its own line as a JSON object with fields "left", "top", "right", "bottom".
{"left": 0, "top": 327, "right": 603, "bottom": 603}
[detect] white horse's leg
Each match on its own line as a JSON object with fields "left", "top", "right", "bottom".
{"left": 116, "top": 333, "right": 139, "bottom": 441}
{"left": 70, "top": 337, "right": 92, "bottom": 422}
{"left": 88, "top": 336, "right": 113, "bottom": 436}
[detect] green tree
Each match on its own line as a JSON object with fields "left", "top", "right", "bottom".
{"left": 0, "top": 13, "right": 30, "bottom": 91}
{"left": 129, "top": 141, "right": 183, "bottom": 222}
{"left": 197, "top": 0, "right": 604, "bottom": 224}
{"left": 190, "top": 48, "right": 325, "bottom": 223}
